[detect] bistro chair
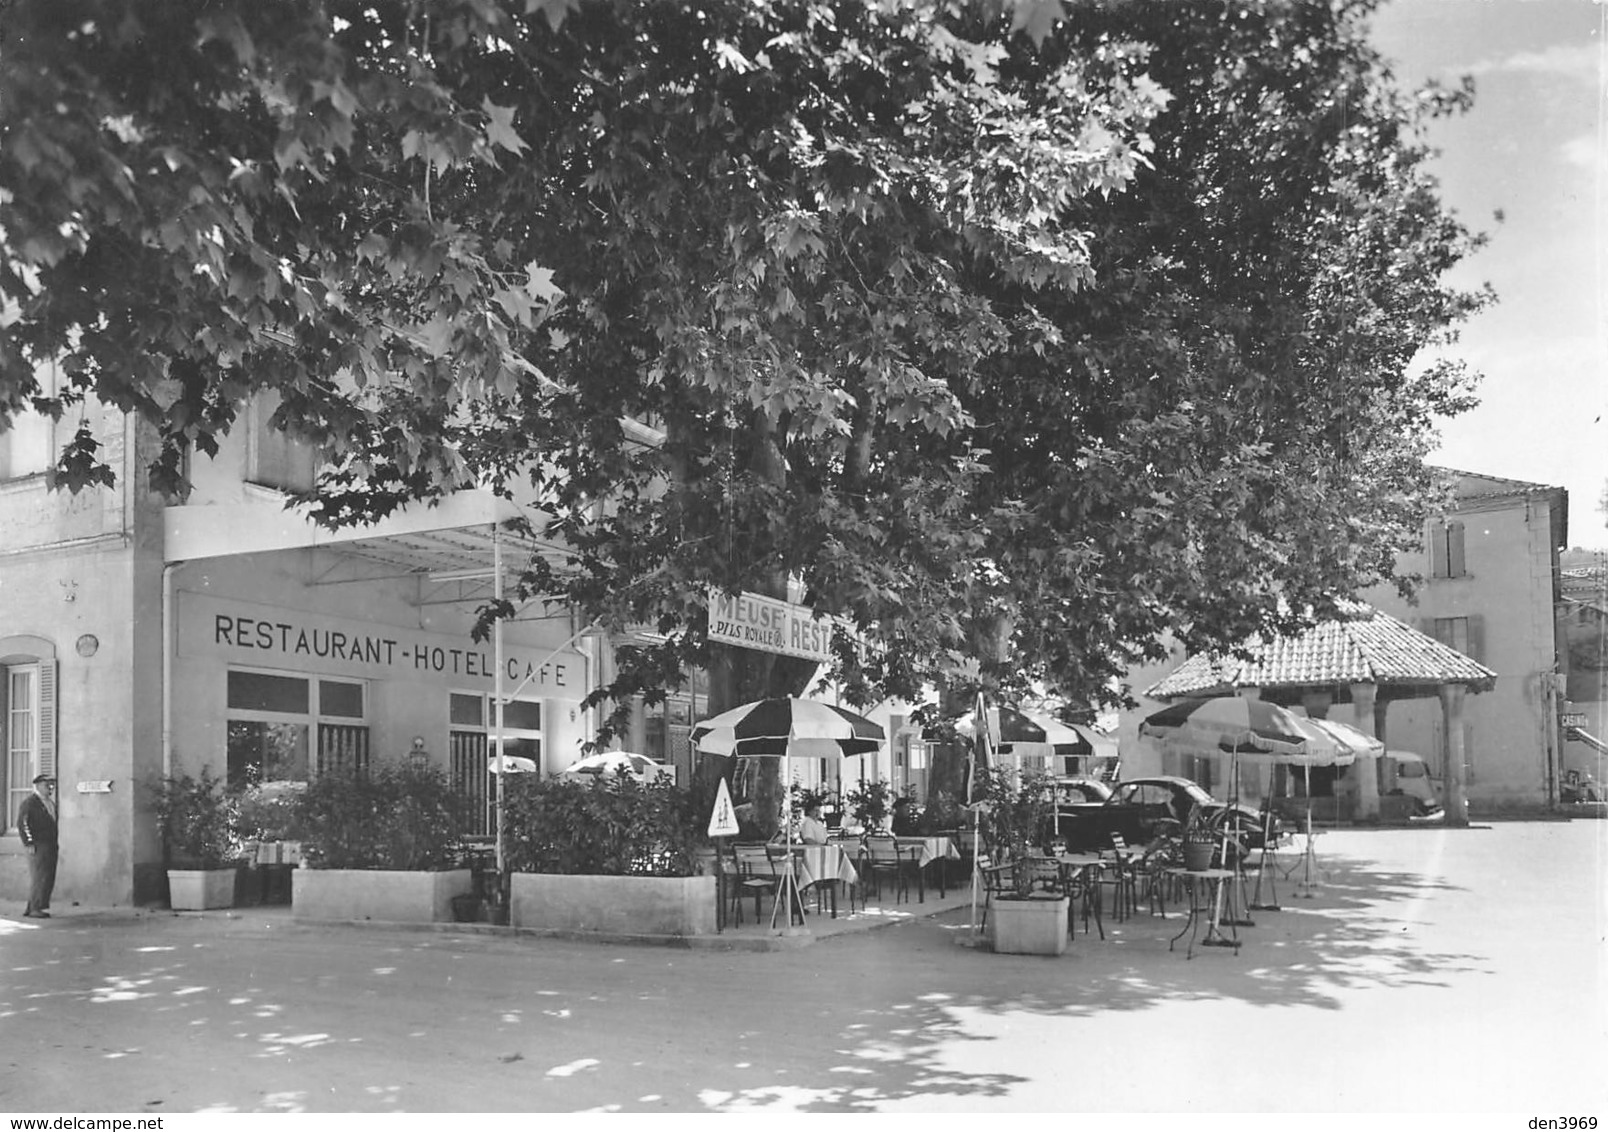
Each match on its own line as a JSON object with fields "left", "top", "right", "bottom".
{"left": 729, "top": 842, "right": 781, "bottom": 926}
{"left": 861, "top": 835, "right": 911, "bottom": 904}
{"left": 1099, "top": 833, "right": 1141, "bottom": 922}
{"left": 977, "top": 856, "right": 1015, "bottom": 933}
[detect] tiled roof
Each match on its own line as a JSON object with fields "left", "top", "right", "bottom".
{"left": 1435, "top": 467, "right": 1563, "bottom": 501}
{"left": 1145, "top": 604, "right": 1497, "bottom": 698}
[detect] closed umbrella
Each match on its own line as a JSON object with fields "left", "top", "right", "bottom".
{"left": 691, "top": 697, "right": 884, "bottom": 932}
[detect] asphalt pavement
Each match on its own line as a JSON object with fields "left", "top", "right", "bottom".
{"left": 2, "top": 820, "right": 1604, "bottom": 1114}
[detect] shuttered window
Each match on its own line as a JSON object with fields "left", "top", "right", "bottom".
{"left": 2, "top": 643, "right": 56, "bottom": 836}
{"left": 1429, "top": 521, "right": 1468, "bottom": 579}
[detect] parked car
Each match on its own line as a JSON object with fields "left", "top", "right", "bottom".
{"left": 1050, "top": 775, "right": 1276, "bottom": 852}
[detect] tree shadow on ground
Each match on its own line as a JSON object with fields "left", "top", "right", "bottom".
{"left": 1, "top": 847, "right": 1487, "bottom": 1113}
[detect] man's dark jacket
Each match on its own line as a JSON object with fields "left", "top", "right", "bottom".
{"left": 17, "top": 793, "right": 57, "bottom": 848}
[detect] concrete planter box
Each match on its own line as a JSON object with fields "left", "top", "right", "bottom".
{"left": 292, "top": 868, "right": 473, "bottom": 924}
{"left": 168, "top": 867, "right": 240, "bottom": 911}
{"left": 989, "top": 895, "right": 1069, "bottom": 956}
{"left": 510, "top": 873, "right": 716, "bottom": 938}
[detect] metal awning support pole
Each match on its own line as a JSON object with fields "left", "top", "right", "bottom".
{"left": 493, "top": 525, "right": 506, "bottom": 876}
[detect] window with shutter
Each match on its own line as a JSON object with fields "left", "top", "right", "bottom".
{"left": 1447, "top": 522, "right": 1467, "bottom": 578}
{"left": 2, "top": 639, "right": 57, "bottom": 836}
{"left": 1429, "top": 522, "right": 1449, "bottom": 578}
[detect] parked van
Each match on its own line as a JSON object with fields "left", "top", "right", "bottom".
{"left": 1385, "top": 750, "right": 1442, "bottom": 815}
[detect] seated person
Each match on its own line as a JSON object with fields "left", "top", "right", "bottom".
{"left": 733, "top": 802, "right": 765, "bottom": 843}
{"left": 798, "top": 804, "right": 829, "bottom": 845}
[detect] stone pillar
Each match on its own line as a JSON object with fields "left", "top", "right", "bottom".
{"left": 1374, "top": 700, "right": 1396, "bottom": 794}
{"left": 1439, "top": 682, "right": 1470, "bottom": 826}
{"left": 1350, "top": 682, "right": 1381, "bottom": 821}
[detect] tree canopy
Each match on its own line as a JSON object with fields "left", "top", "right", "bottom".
{"left": 1, "top": 0, "right": 1489, "bottom": 737}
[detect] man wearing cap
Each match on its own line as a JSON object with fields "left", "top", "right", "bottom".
{"left": 17, "top": 773, "right": 58, "bottom": 918}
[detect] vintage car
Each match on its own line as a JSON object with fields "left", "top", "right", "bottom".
{"left": 1048, "top": 775, "right": 1275, "bottom": 852}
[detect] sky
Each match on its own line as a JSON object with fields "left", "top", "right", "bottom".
{"left": 1366, "top": 0, "right": 1607, "bottom": 548}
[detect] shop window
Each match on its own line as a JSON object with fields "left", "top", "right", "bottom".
{"left": 1, "top": 644, "right": 56, "bottom": 837}
{"left": 448, "top": 691, "right": 542, "bottom": 836}
{"left": 1429, "top": 520, "right": 1467, "bottom": 579}
{"left": 225, "top": 668, "right": 365, "bottom": 787}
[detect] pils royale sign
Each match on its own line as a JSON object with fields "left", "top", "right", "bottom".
{"left": 707, "top": 589, "right": 833, "bottom": 663}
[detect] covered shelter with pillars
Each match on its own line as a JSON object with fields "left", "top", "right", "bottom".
{"left": 1144, "top": 602, "right": 1496, "bottom": 825}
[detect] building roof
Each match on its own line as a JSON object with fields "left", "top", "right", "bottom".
{"left": 1145, "top": 603, "right": 1498, "bottom": 700}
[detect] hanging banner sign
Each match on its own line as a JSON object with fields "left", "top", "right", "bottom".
{"left": 707, "top": 589, "right": 834, "bottom": 663}
{"left": 708, "top": 777, "right": 740, "bottom": 837}
{"left": 1560, "top": 713, "right": 1587, "bottom": 727}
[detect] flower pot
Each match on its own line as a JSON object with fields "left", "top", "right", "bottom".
{"left": 1182, "top": 840, "right": 1215, "bottom": 872}
{"left": 168, "top": 867, "right": 239, "bottom": 911}
{"left": 989, "top": 895, "right": 1069, "bottom": 956}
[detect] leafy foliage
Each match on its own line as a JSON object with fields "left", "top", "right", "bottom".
{"left": 147, "top": 767, "right": 242, "bottom": 869}
{"left": 844, "top": 779, "right": 893, "bottom": 832}
{"left": 501, "top": 773, "right": 700, "bottom": 877}
{"left": 4, "top": 1, "right": 1492, "bottom": 749}
{"left": 294, "top": 765, "right": 467, "bottom": 871}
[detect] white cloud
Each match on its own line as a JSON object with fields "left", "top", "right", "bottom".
{"left": 1560, "top": 132, "right": 1603, "bottom": 169}
{"left": 1463, "top": 42, "right": 1600, "bottom": 82}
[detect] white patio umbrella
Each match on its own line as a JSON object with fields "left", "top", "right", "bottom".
{"left": 556, "top": 751, "right": 669, "bottom": 782}
{"left": 691, "top": 697, "right": 884, "bottom": 933}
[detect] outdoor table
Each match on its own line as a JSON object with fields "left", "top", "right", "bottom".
{"left": 894, "top": 836, "right": 961, "bottom": 900}
{"left": 1053, "top": 853, "right": 1106, "bottom": 940}
{"left": 1165, "top": 867, "right": 1242, "bottom": 959}
{"left": 758, "top": 842, "right": 860, "bottom": 919}
{"left": 787, "top": 842, "right": 860, "bottom": 917}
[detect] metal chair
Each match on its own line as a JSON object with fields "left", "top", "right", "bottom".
{"left": 1099, "top": 833, "right": 1141, "bottom": 922}
{"left": 977, "top": 856, "right": 1015, "bottom": 932}
{"left": 861, "top": 835, "right": 911, "bottom": 904}
{"left": 729, "top": 842, "right": 780, "bottom": 926}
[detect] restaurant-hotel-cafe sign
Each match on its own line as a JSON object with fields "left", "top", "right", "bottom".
{"left": 179, "top": 592, "right": 585, "bottom": 697}
{"left": 708, "top": 589, "right": 834, "bottom": 663}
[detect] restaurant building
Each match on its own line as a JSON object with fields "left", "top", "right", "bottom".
{"left": 2, "top": 395, "right": 603, "bottom": 907}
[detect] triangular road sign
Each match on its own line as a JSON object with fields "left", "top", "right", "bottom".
{"left": 708, "top": 777, "right": 740, "bottom": 838}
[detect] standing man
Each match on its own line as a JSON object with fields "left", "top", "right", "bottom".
{"left": 17, "top": 773, "right": 58, "bottom": 918}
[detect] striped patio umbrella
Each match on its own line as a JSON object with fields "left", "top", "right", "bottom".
{"left": 692, "top": 698, "right": 883, "bottom": 934}
{"left": 690, "top": 697, "right": 884, "bottom": 759}
{"left": 1139, "top": 696, "right": 1336, "bottom": 759}
{"left": 953, "top": 705, "right": 1117, "bottom": 760}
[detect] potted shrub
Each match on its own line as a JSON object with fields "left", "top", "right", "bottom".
{"left": 1181, "top": 807, "right": 1219, "bottom": 872}
{"left": 149, "top": 767, "right": 244, "bottom": 911}
{"left": 974, "top": 767, "right": 1068, "bottom": 955}
{"left": 845, "top": 779, "right": 892, "bottom": 834}
{"left": 501, "top": 774, "right": 715, "bottom": 938}
{"left": 291, "top": 764, "right": 475, "bottom": 924}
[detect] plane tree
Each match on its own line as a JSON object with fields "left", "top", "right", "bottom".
{"left": 2, "top": 1, "right": 1490, "bottom": 820}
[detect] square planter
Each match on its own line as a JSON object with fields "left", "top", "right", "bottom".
{"left": 510, "top": 873, "right": 717, "bottom": 937}
{"left": 292, "top": 868, "right": 473, "bottom": 924}
{"left": 989, "top": 895, "right": 1069, "bottom": 956}
{"left": 168, "top": 867, "right": 240, "bottom": 911}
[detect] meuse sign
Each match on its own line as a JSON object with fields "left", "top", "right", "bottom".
{"left": 708, "top": 589, "right": 833, "bottom": 663}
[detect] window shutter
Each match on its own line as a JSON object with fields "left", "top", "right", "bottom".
{"left": 1448, "top": 522, "right": 1467, "bottom": 578}
{"left": 1465, "top": 615, "right": 1485, "bottom": 665}
{"left": 38, "top": 659, "right": 56, "bottom": 778}
{"left": 1429, "top": 523, "right": 1448, "bottom": 578}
